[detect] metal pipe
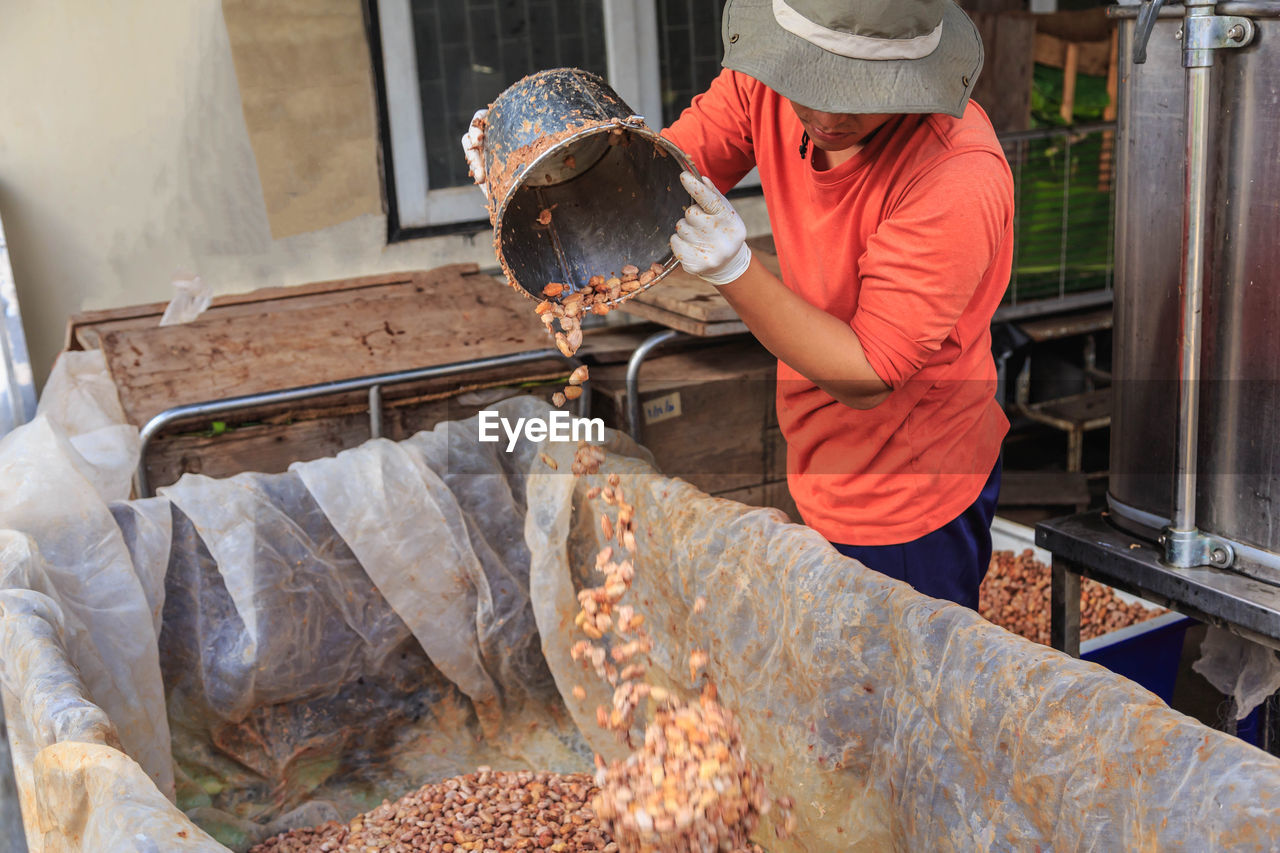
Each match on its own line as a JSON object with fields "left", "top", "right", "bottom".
{"left": 1008, "top": 137, "right": 1024, "bottom": 304}
{"left": 1058, "top": 131, "right": 1073, "bottom": 299}
{"left": 1109, "top": 2, "right": 1280, "bottom": 20}
{"left": 1171, "top": 4, "right": 1216, "bottom": 535}
{"left": 1217, "top": 0, "right": 1280, "bottom": 13}
{"left": 368, "top": 385, "right": 383, "bottom": 439}
{"left": 625, "top": 329, "right": 681, "bottom": 439}
{"left": 996, "top": 120, "right": 1116, "bottom": 144}
{"left": 991, "top": 286, "right": 1114, "bottom": 324}
{"left": 1110, "top": 493, "right": 1280, "bottom": 581}
{"left": 134, "top": 349, "right": 566, "bottom": 498}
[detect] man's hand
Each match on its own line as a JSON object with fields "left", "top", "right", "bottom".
{"left": 670, "top": 171, "right": 751, "bottom": 286}
{"left": 460, "top": 108, "right": 489, "bottom": 198}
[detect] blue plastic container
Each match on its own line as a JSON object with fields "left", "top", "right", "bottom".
{"left": 1237, "top": 707, "right": 1262, "bottom": 745}
{"left": 1080, "top": 615, "right": 1276, "bottom": 750}
{"left": 990, "top": 519, "right": 1194, "bottom": 707}
{"left": 1080, "top": 611, "right": 1193, "bottom": 704}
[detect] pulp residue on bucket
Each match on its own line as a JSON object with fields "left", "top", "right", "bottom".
{"left": 490, "top": 118, "right": 688, "bottom": 308}
{"left": 481, "top": 68, "right": 696, "bottom": 308}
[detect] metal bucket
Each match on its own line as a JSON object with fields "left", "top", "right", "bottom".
{"left": 483, "top": 68, "right": 697, "bottom": 305}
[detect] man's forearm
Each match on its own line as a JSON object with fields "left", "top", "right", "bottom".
{"left": 716, "top": 255, "right": 892, "bottom": 409}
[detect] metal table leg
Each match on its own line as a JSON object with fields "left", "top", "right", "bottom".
{"left": 369, "top": 385, "right": 383, "bottom": 439}
{"left": 625, "top": 329, "right": 682, "bottom": 440}
{"left": 1051, "top": 555, "right": 1082, "bottom": 657}
{"left": 1262, "top": 690, "right": 1280, "bottom": 755}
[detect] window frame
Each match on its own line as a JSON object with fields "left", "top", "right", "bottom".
{"left": 376, "top": 0, "right": 667, "bottom": 235}
{"left": 373, "top": 0, "right": 759, "bottom": 239}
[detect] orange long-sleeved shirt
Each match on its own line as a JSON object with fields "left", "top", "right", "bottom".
{"left": 663, "top": 69, "right": 1012, "bottom": 545}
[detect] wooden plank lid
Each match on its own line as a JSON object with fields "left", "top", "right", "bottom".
{"left": 91, "top": 265, "right": 556, "bottom": 426}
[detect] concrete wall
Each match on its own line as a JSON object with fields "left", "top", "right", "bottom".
{"left": 0, "top": 0, "right": 769, "bottom": 389}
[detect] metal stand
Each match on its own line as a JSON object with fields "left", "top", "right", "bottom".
{"left": 134, "top": 349, "right": 589, "bottom": 498}
{"left": 1050, "top": 557, "right": 1082, "bottom": 658}
{"left": 1041, "top": 513, "right": 1280, "bottom": 652}
{"left": 1042, "top": 511, "right": 1280, "bottom": 755}
{"left": 624, "top": 328, "right": 681, "bottom": 439}
{"left": 1008, "top": 308, "right": 1114, "bottom": 475}
{"left": 1261, "top": 692, "right": 1280, "bottom": 754}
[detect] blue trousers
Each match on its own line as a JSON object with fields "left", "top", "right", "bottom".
{"left": 831, "top": 457, "right": 1002, "bottom": 610}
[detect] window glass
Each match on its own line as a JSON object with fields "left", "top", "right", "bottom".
{"left": 410, "top": 0, "right": 607, "bottom": 191}
{"left": 656, "top": 1, "right": 724, "bottom": 127}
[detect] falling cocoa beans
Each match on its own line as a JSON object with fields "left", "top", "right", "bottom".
{"left": 531, "top": 263, "right": 665, "bottom": 412}
{"left": 567, "top": 453, "right": 792, "bottom": 850}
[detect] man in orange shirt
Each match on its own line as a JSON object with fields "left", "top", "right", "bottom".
{"left": 464, "top": 0, "right": 1011, "bottom": 609}
{"left": 662, "top": 0, "right": 1012, "bottom": 609}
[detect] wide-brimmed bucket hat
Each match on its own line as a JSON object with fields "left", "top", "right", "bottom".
{"left": 721, "top": 0, "right": 984, "bottom": 117}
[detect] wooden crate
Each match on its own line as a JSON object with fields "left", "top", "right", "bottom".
{"left": 590, "top": 339, "right": 791, "bottom": 507}
{"left": 65, "top": 264, "right": 577, "bottom": 490}
{"left": 68, "top": 265, "right": 562, "bottom": 426}
{"left": 1033, "top": 9, "right": 1117, "bottom": 126}
{"left": 969, "top": 11, "right": 1037, "bottom": 134}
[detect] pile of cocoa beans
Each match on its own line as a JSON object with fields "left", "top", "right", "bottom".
{"left": 248, "top": 768, "right": 614, "bottom": 853}
{"left": 980, "top": 549, "right": 1165, "bottom": 645}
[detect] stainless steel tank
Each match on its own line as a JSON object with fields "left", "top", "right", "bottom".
{"left": 1109, "top": 3, "right": 1280, "bottom": 584}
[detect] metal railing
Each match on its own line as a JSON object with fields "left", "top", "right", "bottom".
{"left": 996, "top": 121, "right": 1118, "bottom": 321}
{"left": 133, "top": 350, "right": 590, "bottom": 498}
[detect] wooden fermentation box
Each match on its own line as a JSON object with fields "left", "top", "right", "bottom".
{"left": 64, "top": 265, "right": 575, "bottom": 491}
{"left": 587, "top": 338, "right": 799, "bottom": 523}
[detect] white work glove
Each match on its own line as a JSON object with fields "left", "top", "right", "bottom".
{"left": 461, "top": 108, "right": 489, "bottom": 198}
{"left": 670, "top": 171, "right": 751, "bottom": 286}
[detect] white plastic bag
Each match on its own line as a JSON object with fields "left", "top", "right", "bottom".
{"left": 0, "top": 351, "right": 169, "bottom": 798}
{"left": 34, "top": 350, "right": 139, "bottom": 503}
{"left": 1193, "top": 626, "right": 1280, "bottom": 720}
{"left": 158, "top": 272, "right": 212, "bottom": 327}
{"left": 4, "top": 393, "right": 1280, "bottom": 852}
